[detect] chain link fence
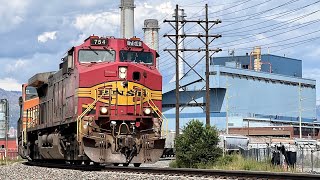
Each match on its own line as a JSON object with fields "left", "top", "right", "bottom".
{"left": 240, "top": 143, "right": 320, "bottom": 173}
{"left": 296, "top": 145, "right": 320, "bottom": 173}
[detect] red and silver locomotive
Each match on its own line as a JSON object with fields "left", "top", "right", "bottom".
{"left": 17, "top": 35, "right": 165, "bottom": 167}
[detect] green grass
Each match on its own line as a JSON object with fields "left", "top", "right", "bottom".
{"left": 0, "top": 157, "right": 24, "bottom": 165}
{"left": 170, "top": 154, "right": 296, "bottom": 172}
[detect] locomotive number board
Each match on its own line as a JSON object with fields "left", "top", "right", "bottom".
{"left": 90, "top": 38, "right": 108, "bottom": 46}
{"left": 127, "top": 40, "right": 142, "bottom": 47}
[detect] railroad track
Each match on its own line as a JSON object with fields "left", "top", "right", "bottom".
{"left": 25, "top": 161, "right": 320, "bottom": 179}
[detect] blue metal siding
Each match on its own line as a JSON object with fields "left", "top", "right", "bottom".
{"left": 211, "top": 55, "right": 302, "bottom": 77}
{"left": 162, "top": 64, "right": 316, "bottom": 130}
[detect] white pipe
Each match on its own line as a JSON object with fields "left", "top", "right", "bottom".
{"left": 170, "top": 8, "right": 186, "bottom": 83}
{"left": 143, "top": 19, "right": 160, "bottom": 69}
{"left": 177, "top": 9, "right": 186, "bottom": 80}
{"left": 119, "top": 0, "right": 135, "bottom": 39}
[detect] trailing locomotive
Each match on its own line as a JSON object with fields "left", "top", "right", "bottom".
{"left": 17, "top": 35, "right": 165, "bottom": 167}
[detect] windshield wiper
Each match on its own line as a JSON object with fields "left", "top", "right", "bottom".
{"left": 103, "top": 47, "right": 113, "bottom": 55}
{"left": 89, "top": 46, "right": 98, "bottom": 55}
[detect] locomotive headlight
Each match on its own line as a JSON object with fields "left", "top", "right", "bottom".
{"left": 119, "top": 67, "right": 127, "bottom": 79}
{"left": 100, "top": 107, "right": 108, "bottom": 114}
{"left": 144, "top": 108, "right": 151, "bottom": 115}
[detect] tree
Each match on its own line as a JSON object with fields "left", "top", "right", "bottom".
{"left": 175, "top": 119, "right": 222, "bottom": 168}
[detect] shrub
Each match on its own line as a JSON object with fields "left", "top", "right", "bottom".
{"left": 174, "top": 119, "right": 222, "bottom": 168}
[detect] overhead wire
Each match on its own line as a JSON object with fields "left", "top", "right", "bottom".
{"left": 215, "top": 9, "right": 320, "bottom": 48}
{"left": 212, "top": 0, "right": 302, "bottom": 30}
{"left": 218, "top": 0, "right": 320, "bottom": 36}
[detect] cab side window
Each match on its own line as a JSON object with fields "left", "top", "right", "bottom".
{"left": 25, "top": 86, "right": 38, "bottom": 101}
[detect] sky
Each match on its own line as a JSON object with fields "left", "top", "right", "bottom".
{"left": 0, "top": 0, "right": 320, "bottom": 103}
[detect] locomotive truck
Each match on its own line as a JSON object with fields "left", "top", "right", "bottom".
{"left": 17, "top": 35, "right": 165, "bottom": 167}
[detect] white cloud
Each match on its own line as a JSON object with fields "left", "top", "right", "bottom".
{"left": 0, "top": 78, "right": 21, "bottom": 91}
{"left": 155, "top": 2, "right": 173, "bottom": 14}
{"left": 73, "top": 10, "right": 120, "bottom": 41}
{"left": 5, "top": 59, "right": 28, "bottom": 73}
{"left": 0, "top": 0, "right": 29, "bottom": 33}
{"left": 144, "top": 2, "right": 153, "bottom": 9}
{"left": 38, "top": 31, "right": 58, "bottom": 43}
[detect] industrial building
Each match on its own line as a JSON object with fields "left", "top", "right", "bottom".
{"left": 162, "top": 47, "right": 318, "bottom": 138}
{"left": 0, "top": 99, "right": 17, "bottom": 159}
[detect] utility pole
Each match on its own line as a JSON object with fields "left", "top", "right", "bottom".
{"left": 164, "top": 4, "right": 222, "bottom": 132}
{"left": 175, "top": 4, "right": 180, "bottom": 136}
{"left": 299, "top": 82, "right": 302, "bottom": 138}
{"left": 205, "top": 4, "right": 210, "bottom": 126}
{"left": 6, "top": 99, "right": 8, "bottom": 165}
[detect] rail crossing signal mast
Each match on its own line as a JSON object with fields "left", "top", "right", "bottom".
{"left": 164, "top": 4, "right": 221, "bottom": 136}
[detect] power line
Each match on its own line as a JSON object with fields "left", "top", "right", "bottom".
{"left": 215, "top": 9, "right": 320, "bottom": 48}
{"left": 213, "top": 0, "right": 302, "bottom": 30}
{"left": 218, "top": 0, "right": 320, "bottom": 36}
{"left": 193, "top": 0, "right": 254, "bottom": 18}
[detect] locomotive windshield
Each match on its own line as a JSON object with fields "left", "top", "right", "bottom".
{"left": 79, "top": 49, "right": 116, "bottom": 63}
{"left": 120, "top": 51, "right": 153, "bottom": 64}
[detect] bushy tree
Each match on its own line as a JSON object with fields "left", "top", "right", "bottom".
{"left": 175, "top": 119, "right": 222, "bottom": 168}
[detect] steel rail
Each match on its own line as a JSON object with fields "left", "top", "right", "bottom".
{"left": 24, "top": 162, "right": 320, "bottom": 179}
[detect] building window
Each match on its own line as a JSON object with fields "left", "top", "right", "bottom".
{"left": 242, "top": 65, "right": 249, "bottom": 69}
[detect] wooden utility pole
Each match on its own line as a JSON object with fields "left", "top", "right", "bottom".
{"left": 164, "top": 4, "right": 222, "bottom": 132}
{"left": 205, "top": 4, "right": 210, "bottom": 126}
{"left": 175, "top": 4, "right": 180, "bottom": 136}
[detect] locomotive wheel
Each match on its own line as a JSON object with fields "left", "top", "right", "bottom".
{"left": 113, "top": 163, "right": 119, "bottom": 166}
{"left": 133, "top": 163, "right": 141, "bottom": 167}
{"left": 123, "top": 163, "right": 129, "bottom": 167}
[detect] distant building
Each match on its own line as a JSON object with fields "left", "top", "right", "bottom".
{"left": 162, "top": 50, "right": 318, "bottom": 138}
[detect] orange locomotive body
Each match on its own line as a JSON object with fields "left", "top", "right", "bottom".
{"left": 17, "top": 36, "right": 165, "bottom": 166}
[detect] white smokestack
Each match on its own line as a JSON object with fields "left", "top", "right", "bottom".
{"left": 143, "top": 19, "right": 160, "bottom": 69}
{"left": 170, "top": 8, "right": 186, "bottom": 82}
{"left": 119, "top": 0, "right": 135, "bottom": 39}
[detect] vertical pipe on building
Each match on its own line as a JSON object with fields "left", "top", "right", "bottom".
{"left": 299, "top": 82, "right": 302, "bottom": 139}
{"left": 143, "top": 19, "right": 160, "bottom": 69}
{"left": 119, "top": 0, "right": 135, "bottom": 39}
{"left": 226, "top": 77, "right": 229, "bottom": 134}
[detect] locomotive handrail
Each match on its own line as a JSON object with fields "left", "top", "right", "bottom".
{"left": 145, "top": 92, "right": 169, "bottom": 138}
{"left": 76, "top": 89, "right": 107, "bottom": 142}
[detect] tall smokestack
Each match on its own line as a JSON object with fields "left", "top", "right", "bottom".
{"left": 119, "top": 0, "right": 135, "bottom": 39}
{"left": 143, "top": 19, "right": 160, "bottom": 69}
{"left": 170, "top": 8, "right": 186, "bottom": 82}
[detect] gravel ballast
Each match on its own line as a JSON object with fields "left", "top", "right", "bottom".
{"left": 0, "top": 162, "right": 232, "bottom": 180}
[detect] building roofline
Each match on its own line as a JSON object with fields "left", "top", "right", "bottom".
{"left": 212, "top": 54, "right": 302, "bottom": 62}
